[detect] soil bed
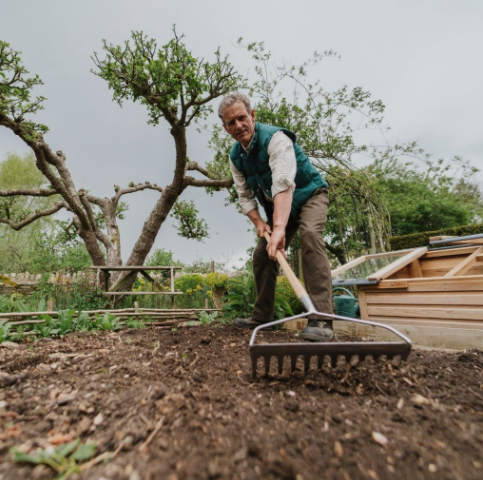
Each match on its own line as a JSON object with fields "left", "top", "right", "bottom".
{"left": 1, "top": 325, "right": 482, "bottom": 480}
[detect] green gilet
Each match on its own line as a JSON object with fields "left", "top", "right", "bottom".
{"left": 229, "top": 122, "right": 328, "bottom": 218}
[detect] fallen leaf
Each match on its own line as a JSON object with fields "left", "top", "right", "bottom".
{"left": 49, "top": 433, "right": 73, "bottom": 445}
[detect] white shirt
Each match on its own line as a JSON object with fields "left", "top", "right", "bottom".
{"left": 228, "top": 131, "right": 297, "bottom": 215}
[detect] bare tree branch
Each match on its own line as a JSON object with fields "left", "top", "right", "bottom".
{"left": 183, "top": 176, "right": 234, "bottom": 189}
{"left": 0, "top": 188, "right": 58, "bottom": 197}
{"left": 112, "top": 182, "right": 164, "bottom": 203}
{"left": 185, "top": 161, "right": 210, "bottom": 177}
{"left": 0, "top": 201, "right": 67, "bottom": 231}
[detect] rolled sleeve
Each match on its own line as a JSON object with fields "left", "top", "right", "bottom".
{"left": 267, "top": 131, "right": 296, "bottom": 198}
{"left": 229, "top": 157, "right": 258, "bottom": 215}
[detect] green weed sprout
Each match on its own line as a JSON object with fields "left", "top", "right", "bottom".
{"left": 12, "top": 438, "right": 96, "bottom": 479}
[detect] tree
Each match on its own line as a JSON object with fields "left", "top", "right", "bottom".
{"left": 370, "top": 156, "right": 483, "bottom": 237}
{"left": 0, "top": 152, "right": 57, "bottom": 271}
{"left": 0, "top": 33, "right": 241, "bottom": 282}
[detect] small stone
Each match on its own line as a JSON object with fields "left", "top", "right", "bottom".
{"left": 207, "top": 460, "right": 219, "bottom": 477}
{"left": 334, "top": 441, "right": 344, "bottom": 458}
{"left": 372, "top": 431, "right": 389, "bottom": 446}
{"left": 367, "top": 470, "right": 379, "bottom": 480}
{"left": 428, "top": 464, "right": 437, "bottom": 473}
{"left": 0, "top": 400, "right": 7, "bottom": 409}
{"left": 57, "top": 392, "right": 76, "bottom": 405}
{"left": 93, "top": 413, "right": 104, "bottom": 426}
{"left": 37, "top": 363, "right": 52, "bottom": 373}
{"left": 411, "top": 394, "right": 430, "bottom": 406}
{"left": 375, "top": 395, "right": 388, "bottom": 405}
{"left": 129, "top": 471, "right": 141, "bottom": 480}
{"left": 31, "top": 464, "right": 52, "bottom": 480}
{"left": 397, "top": 399, "right": 404, "bottom": 409}
{"left": 49, "top": 388, "right": 59, "bottom": 400}
{"left": 77, "top": 417, "right": 91, "bottom": 436}
{"left": 0, "top": 372, "right": 20, "bottom": 387}
{"left": 233, "top": 447, "right": 247, "bottom": 462}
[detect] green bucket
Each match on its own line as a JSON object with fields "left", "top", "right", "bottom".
{"left": 333, "top": 287, "right": 359, "bottom": 318}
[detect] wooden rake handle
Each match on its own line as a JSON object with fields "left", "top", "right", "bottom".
{"left": 263, "top": 231, "right": 313, "bottom": 310}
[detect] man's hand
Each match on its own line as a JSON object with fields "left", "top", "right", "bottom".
{"left": 267, "top": 228, "right": 286, "bottom": 261}
{"left": 247, "top": 209, "right": 272, "bottom": 238}
{"left": 266, "top": 188, "right": 293, "bottom": 261}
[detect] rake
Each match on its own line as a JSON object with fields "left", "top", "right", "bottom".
{"left": 249, "top": 233, "right": 412, "bottom": 378}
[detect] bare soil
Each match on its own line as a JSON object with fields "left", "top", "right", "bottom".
{"left": 1, "top": 325, "right": 482, "bottom": 480}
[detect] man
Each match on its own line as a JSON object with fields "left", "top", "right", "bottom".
{"left": 219, "top": 92, "right": 333, "bottom": 341}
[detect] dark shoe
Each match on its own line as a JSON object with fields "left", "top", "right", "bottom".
{"left": 234, "top": 318, "right": 273, "bottom": 330}
{"left": 300, "top": 320, "right": 334, "bottom": 342}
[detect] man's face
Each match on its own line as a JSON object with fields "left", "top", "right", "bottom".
{"left": 221, "top": 101, "right": 256, "bottom": 147}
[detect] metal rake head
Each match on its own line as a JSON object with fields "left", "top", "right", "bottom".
{"left": 250, "top": 341, "right": 411, "bottom": 378}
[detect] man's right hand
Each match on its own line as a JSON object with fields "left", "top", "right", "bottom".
{"left": 247, "top": 209, "right": 272, "bottom": 238}
{"left": 255, "top": 220, "right": 272, "bottom": 238}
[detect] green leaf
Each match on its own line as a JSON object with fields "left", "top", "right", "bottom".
{"left": 72, "top": 443, "right": 96, "bottom": 461}
{"left": 12, "top": 450, "right": 44, "bottom": 464}
{"left": 55, "top": 439, "right": 80, "bottom": 458}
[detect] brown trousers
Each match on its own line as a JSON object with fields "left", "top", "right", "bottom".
{"left": 252, "top": 188, "right": 333, "bottom": 322}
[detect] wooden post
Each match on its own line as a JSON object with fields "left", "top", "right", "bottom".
{"left": 205, "top": 298, "right": 209, "bottom": 310}
{"left": 297, "top": 248, "right": 304, "bottom": 281}
{"left": 134, "top": 301, "right": 140, "bottom": 322}
{"left": 47, "top": 299, "right": 53, "bottom": 311}
{"left": 104, "top": 271, "right": 110, "bottom": 291}
{"left": 211, "top": 261, "right": 215, "bottom": 273}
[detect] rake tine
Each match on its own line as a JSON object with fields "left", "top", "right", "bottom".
{"left": 304, "top": 355, "right": 311, "bottom": 373}
{"left": 251, "top": 356, "right": 258, "bottom": 379}
{"left": 277, "top": 356, "right": 284, "bottom": 375}
{"left": 264, "top": 356, "right": 271, "bottom": 376}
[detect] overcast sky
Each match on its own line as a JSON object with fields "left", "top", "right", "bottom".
{"left": 1, "top": 0, "right": 482, "bottom": 268}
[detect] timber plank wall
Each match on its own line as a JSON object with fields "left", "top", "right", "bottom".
{"left": 354, "top": 247, "right": 483, "bottom": 350}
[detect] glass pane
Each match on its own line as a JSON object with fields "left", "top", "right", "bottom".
{"left": 332, "top": 254, "right": 406, "bottom": 283}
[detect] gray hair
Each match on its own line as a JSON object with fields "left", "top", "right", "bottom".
{"left": 218, "top": 92, "right": 252, "bottom": 121}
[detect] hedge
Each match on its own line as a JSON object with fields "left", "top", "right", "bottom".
{"left": 389, "top": 224, "right": 483, "bottom": 251}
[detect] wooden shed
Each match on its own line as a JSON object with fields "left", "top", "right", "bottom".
{"left": 331, "top": 242, "right": 483, "bottom": 350}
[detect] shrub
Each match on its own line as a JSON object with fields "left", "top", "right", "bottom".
{"left": 222, "top": 273, "right": 293, "bottom": 321}
{"left": 276, "top": 276, "right": 304, "bottom": 315}
{"left": 390, "top": 223, "right": 483, "bottom": 251}
{"left": 0, "top": 320, "right": 12, "bottom": 343}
